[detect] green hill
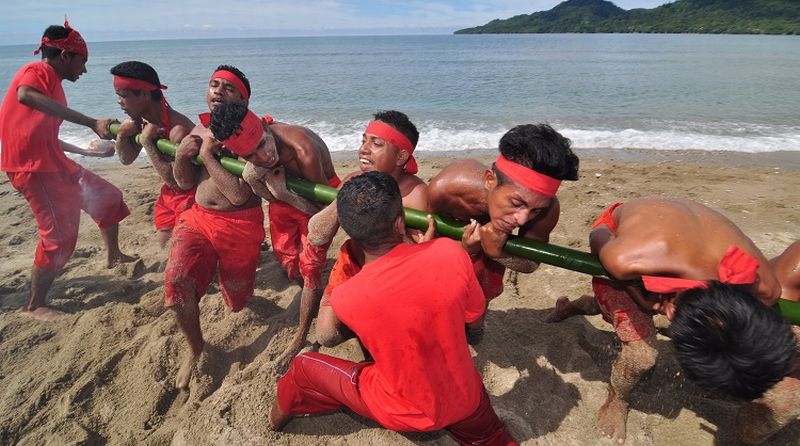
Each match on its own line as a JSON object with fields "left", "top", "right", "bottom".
{"left": 455, "top": 0, "right": 800, "bottom": 35}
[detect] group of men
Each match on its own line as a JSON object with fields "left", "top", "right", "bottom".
{"left": 1, "top": 20, "right": 798, "bottom": 446}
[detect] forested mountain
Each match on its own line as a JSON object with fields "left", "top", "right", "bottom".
{"left": 455, "top": 0, "right": 800, "bottom": 35}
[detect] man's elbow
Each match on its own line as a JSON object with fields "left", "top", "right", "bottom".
{"left": 17, "top": 88, "right": 33, "bottom": 106}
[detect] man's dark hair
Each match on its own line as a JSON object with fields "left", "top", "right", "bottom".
{"left": 494, "top": 124, "right": 579, "bottom": 183}
{"left": 209, "top": 101, "right": 249, "bottom": 141}
{"left": 110, "top": 61, "right": 163, "bottom": 101}
{"left": 40, "top": 25, "right": 72, "bottom": 59}
{"left": 337, "top": 172, "right": 403, "bottom": 251}
{"left": 215, "top": 64, "right": 251, "bottom": 98}
{"left": 374, "top": 110, "right": 419, "bottom": 148}
{"left": 670, "top": 281, "right": 796, "bottom": 400}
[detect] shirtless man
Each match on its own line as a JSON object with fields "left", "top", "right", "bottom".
{"left": 547, "top": 198, "right": 796, "bottom": 444}
{"left": 734, "top": 240, "right": 800, "bottom": 445}
{"left": 427, "top": 123, "right": 579, "bottom": 343}
{"left": 110, "top": 61, "right": 195, "bottom": 247}
{"left": 0, "top": 20, "right": 135, "bottom": 321}
{"left": 166, "top": 101, "right": 270, "bottom": 390}
{"left": 299, "top": 110, "right": 430, "bottom": 361}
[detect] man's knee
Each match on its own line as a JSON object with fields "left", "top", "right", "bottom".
{"left": 626, "top": 340, "right": 659, "bottom": 372}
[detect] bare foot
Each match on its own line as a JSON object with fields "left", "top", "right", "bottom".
{"left": 596, "top": 393, "right": 629, "bottom": 444}
{"left": 107, "top": 252, "right": 139, "bottom": 269}
{"left": 21, "top": 306, "right": 68, "bottom": 321}
{"left": 546, "top": 296, "right": 573, "bottom": 323}
{"left": 175, "top": 352, "right": 201, "bottom": 390}
{"left": 268, "top": 400, "right": 292, "bottom": 431}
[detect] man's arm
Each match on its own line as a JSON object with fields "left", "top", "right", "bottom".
{"left": 60, "top": 139, "right": 115, "bottom": 157}
{"left": 17, "top": 86, "right": 113, "bottom": 139}
{"left": 315, "top": 301, "right": 355, "bottom": 347}
{"left": 141, "top": 123, "right": 180, "bottom": 189}
{"left": 199, "top": 137, "right": 255, "bottom": 206}
{"left": 173, "top": 135, "right": 201, "bottom": 190}
{"left": 307, "top": 201, "right": 340, "bottom": 247}
{"left": 114, "top": 118, "right": 143, "bottom": 165}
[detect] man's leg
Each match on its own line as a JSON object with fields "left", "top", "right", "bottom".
{"left": 268, "top": 202, "right": 304, "bottom": 281}
{"left": 445, "top": 387, "right": 518, "bottom": 446}
{"left": 100, "top": 223, "right": 138, "bottom": 268}
{"left": 172, "top": 297, "right": 205, "bottom": 390}
{"left": 24, "top": 267, "right": 65, "bottom": 321}
{"left": 734, "top": 375, "right": 800, "bottom": 445}
{"left": 597, "top": 337, "right": 658, "bottom": 445}
{"left": 546, "top": 294, "right": 601, "bottom": 322}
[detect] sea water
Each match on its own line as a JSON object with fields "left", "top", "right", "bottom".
{"left": 1, "top": 33, "right": 798, "bottom": 154}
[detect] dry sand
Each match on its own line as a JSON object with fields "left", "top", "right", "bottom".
{"left": 0, "top": 149, "right": 798, "bottom": 446}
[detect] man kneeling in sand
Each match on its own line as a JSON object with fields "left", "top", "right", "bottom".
{"left": 547, "top": 198, "right": 797, "bottom": 444}
{"left": 270, "top": 172, "right": 517, "bottom": 445}
{"left": 166, "top": 102, "right": 270, "bottom": 389}
{"left": 427, "top": 124, "right": 579, "bottom": 343}
{"left": 734, "top": 240, "right": 800, "bottom": 445}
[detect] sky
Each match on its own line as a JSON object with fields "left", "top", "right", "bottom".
{"left": 3, "top": 1, "right": 672, "bottom": 44}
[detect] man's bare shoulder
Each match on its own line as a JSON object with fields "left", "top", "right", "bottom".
{"left": 428, "top": 159, "right": 487, "bottom": 217}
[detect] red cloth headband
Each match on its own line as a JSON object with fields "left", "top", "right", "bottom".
{"left": 494, "top": 154, "right": 561, "bottom": 197}
{"left": 365, "top": 120, "right": 417, "bottom": 174}
{"left": 113, "top": 75, "right": 167, "bottom": 92}
{"left": 641, "top": 245, "right": 760, "bottom": 294}
{"left": 210, "top": 70, "right": 249, "bottom": 101}
{"left": 34, "top": 16, "right": 88, "bottom": 58}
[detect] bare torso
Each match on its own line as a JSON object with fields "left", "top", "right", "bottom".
{"left": 270, "top": 123, "right": 336, "bottom": 184}
{"left": 771, "top": 241, "right": 800, "bottom": 302}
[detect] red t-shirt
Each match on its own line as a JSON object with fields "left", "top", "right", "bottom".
{"left": 0, "top": 61, "right": 78, "bottom": 173}
{"left": 330, "top": 238, "right": 486, "bottom": 431}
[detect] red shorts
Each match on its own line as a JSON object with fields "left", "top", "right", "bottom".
{"left": 592, "top": 202, "right": 623, "bottom": 233}
{"left": 593, "top": 277, "right": 655, "bottom": 343}
{"left": 153, "top": 183, "right": 196, "bottom": 231}
{"left": 473, "top": 255, "right": 506, "bottom": 301}
{"left": 7, "top": 168, "right": 130, "bottom": 270}
{"left": 277, "top": 352, "right": 517, "bottom": 445}
{"left": 268, "top": 176, "right": 340, "bottom": 288}
{"left": 164, "top": 204, "right": 265, "bottom": 312}
{"left": 322, "top": 239, "right": 363, "bottom": 302}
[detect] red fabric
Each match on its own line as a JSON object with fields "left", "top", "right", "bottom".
{"left": 0, "top": 62, "right": 78, "bottom": 173}
{"left": 323, "top": 239, "right": 363, "bottom": 300}
{"left": 7, "top": 167, "right": 130, "bottom": 270}
{"left": 593, "top": 277, "right": 656, "bottom": 343}
{"left": 164, "top": 203, "right": 265, "bottom": 312}
{"left": 277, "top": 352, "right": 516, "bottom": 445}
{"left": 365, "top": 120, "right": 417, "bottom": 174}
{"left": 641, "top": 245, "right": 760, "bottom": 294}
{"left": 592, "top": 202, "right": 623, "bottom": 233}
{"left": 495, "top": 154, "right": 561, "bottom": 198}
{"left": 330, "top": 239, "right": 486, "bottom": 431}
{"left": 210, "top": 70, "right": 249, "bottom": 101}
{"left": 34, "top": 18, "right": 88, "bottom": 58}
{"left": 153, "top": 184, "right": 196, "bottom": 230}
{"left": 473, "top": 254, "right": 506, "bottom": 301}
{"left": 269, "top": 175, "right": 341, "bottom": 288}
{"left": 221, "top": 110, "right": 263, "bottom": 156}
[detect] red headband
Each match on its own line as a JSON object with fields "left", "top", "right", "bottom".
{"left": 113, "top": 75, "right": 167, "bottom": 92}
{"left": 365, "top": 120, "right": 417, "bottom": 174}
{"left": 641, "top": 245, "right": 760, "bottom": 294}
{"left": 494, "top": 154, "right": 561, "bottom": 197}
{"left": 210, "top": 70, "right": 249, "bottom": 101}
{"left": 220, "top": 110, "right": 265, "bottom": 156}
{"left": 34, "top": 16, "right": 88, "bottom": 58}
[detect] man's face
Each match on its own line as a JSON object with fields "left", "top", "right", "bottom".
{"left": 358, "top": 132, "right": 405, "bottom": 173}
{"left": 207, "top": 77, "right": 245, "bottom": 110}
{"left": 630, "top": 291, "right": 678, "bottom": 320}
{"left": 240, "top": 127, "right": 279, "bottom": 168}
{"left": 485, "top": 174, "right": 552, "bottom": 234}
{"left": 115, "top": 89, "right": 147, "bottom": 119}
{"left": 63, "top": 52, "right": 87, "bottom": 82}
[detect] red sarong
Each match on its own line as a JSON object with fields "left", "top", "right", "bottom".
{"left": 277, "top": 352, "right": 517, "bottom": 445}
{"left": 153, "top": 183, "right": 196, "bottom": 230}
{"left": 268, "top": 175, "right": 340, "bottom": 288}
{"left": 7, "top": 168, "right": 130, "bottom": 270}
{"left": 164, "top": 203, "right": 265, "bottom": 312}
{"left": 593, "top": 277, "right": 656, "bottom": 343}
{"left": 473, "top": 255, "right": 506, "bottom": 301}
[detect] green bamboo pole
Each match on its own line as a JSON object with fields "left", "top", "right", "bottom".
{"left": 108, "top": 125, "right": 798, "bottom": 324}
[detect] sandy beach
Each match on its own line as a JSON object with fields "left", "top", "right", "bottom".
{"left": 0, "top": 149, "right": 798, "bottom": 446}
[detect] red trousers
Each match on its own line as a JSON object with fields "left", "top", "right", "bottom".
{"left": 7, "top": 168, "right": 130, "bottom": 270}
{"left": 164, "top": 204, "right": 265, "bottom": 312}
{"left": 268, "top": 201, "right": 332, "bottom": 289}
{"left": 153, "top": 183, "right": 196, "bottom": 230}
{"left": 277, "top": 352, "right": 517, "bottom": 446}
{"left": 473, "top": 255, "right": 506, "bottom": 301}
